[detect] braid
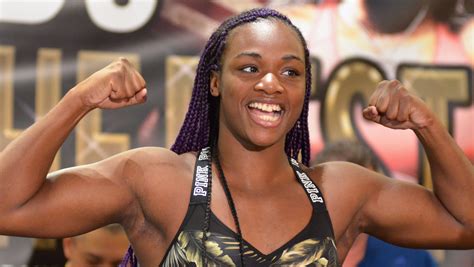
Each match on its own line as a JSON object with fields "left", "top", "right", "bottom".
{"left": 213, "top": 148, "right": 246, "bottom": 266}
{"left": 200, "top": 97, "right": 220, "bottom": 263}
{"left": 120, "top": 245, "right": 137, "bottom": 267}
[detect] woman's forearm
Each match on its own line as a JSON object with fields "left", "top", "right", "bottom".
{"left": 416, "top": 116, "right": 474, "bottom": 229}
{"left": 0, "top": 87, "right": 91, "bottom": 211}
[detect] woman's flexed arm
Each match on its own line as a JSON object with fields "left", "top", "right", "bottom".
{"left": 0, "top": 58, "right": 147, "bottom": 237}
{"left": 360, "top": 80, "right": 474, "bottom": 248}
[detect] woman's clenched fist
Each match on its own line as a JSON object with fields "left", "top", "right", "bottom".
{"left": 74, "top": 58, "right": 147, "bottom": 110}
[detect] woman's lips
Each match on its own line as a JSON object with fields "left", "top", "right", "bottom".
{"left": 247, "top": 105, "right": 283, "bottom": 128}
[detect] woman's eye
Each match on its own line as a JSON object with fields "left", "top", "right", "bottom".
{"left": 282, "top": 69, "right": 299, "bottom": 77}
{"left": 241, "top": 66, "right": 258, "bottom": 73}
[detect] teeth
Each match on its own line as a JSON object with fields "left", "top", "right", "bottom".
{"left": 249, "top": 102, "right": 282, "bottom": 112}
{"left": 259, "top": 114, "right": 279, "bottom": 122}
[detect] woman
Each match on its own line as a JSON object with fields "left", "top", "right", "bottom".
{"left": 0, "top": 8, "right": 472, "bottom": 267}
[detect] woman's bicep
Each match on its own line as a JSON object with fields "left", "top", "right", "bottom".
{"left": 362, "top": 177, "right": 469, "bottom": 249}
{"left": 1, "top": 153, "right": 137, "bottom": 238}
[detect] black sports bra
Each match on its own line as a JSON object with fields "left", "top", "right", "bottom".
{"left": 121, "top": 147, "right": 340, "bottom": 266}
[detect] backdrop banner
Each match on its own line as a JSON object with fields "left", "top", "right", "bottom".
{"left": 0, "top": 0, "right": 472, "bottom": 263}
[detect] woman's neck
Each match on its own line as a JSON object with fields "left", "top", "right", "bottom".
{"left": 215, "top": 133, "right": 292, "bottom": 191}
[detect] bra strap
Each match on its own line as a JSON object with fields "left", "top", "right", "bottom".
{"left": 189, "top": 147, "right": 212, "bottom": 205}
{"left": 288, "top": 157, "right": 327, "bottom": 212}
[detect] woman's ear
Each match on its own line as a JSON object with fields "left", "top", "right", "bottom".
{"left": 62, "top": 237, "right": 74, "bottom": 259}
{"left": 210, "top": 70, "right": 220, "bottom": 97}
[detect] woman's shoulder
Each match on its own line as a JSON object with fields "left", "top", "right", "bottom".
{"left": 121, "top": 147, "right": 199, "bottom": 212}
{"left": 307, "top": 161, "right": 377, "bottom": 182}
{"left": 121, "top": 147, "right": 197, "bottom": 173}
{"left": 105, "top": 147, "right": 199, "bottom": 193}
{"left": 305, "top": 161, "right": 383, "bottom": 200}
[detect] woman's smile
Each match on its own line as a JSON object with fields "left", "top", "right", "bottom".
{"left": 247, "top": 101, "right": 284, "bottom": 128}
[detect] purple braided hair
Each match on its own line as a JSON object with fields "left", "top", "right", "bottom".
{"left": 171, "top": 7, "right": 311, "bottom": 165}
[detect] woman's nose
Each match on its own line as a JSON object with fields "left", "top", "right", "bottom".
{"left": 254, "top": 72, "right": 283, "bottom": 94}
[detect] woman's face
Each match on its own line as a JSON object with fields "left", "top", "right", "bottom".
{"left": 211, "top": 19, "right": 306, "bottom": 149}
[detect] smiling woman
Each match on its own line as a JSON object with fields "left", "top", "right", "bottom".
{"left": 160, "top": 9, "right": 331, "bottom": 266}
{"left": 0, "top": 7, "right": 473, "bottom": 267}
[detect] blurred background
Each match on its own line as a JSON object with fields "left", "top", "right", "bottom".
{"left": 0, "top": 0, "right": 472, "bottom": 266}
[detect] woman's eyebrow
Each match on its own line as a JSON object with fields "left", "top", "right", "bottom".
{"left": 282, "top": 54, "right": 303, "bottom": 62}
{"left": 234, "top": 51, "right": 262, "bottom": 59}
{"left": 234, "top": 52, "right": 303, "bottom": 63}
